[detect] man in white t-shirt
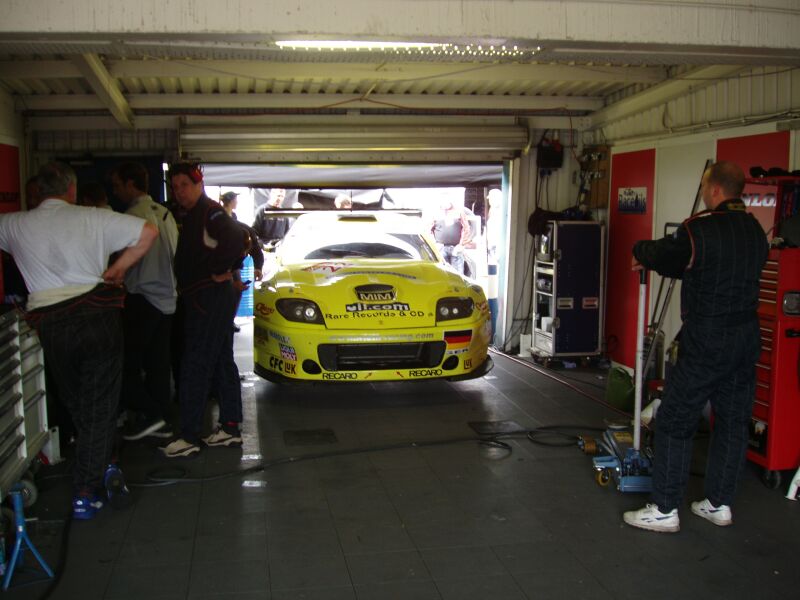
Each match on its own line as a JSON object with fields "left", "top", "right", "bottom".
{"left": 0, "top": 161, "right": 157, "bottom": 520}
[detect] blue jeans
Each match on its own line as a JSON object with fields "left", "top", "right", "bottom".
{"left": 441, "top": 245, "right": 464, "bottom": 274}
{"left": 652, "top": 318, "right": 760, "bottom": 511}
{"left": 178, "top": 282, "right": 241, "bottom": 442}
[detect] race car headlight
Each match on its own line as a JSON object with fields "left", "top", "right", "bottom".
{"left": 276, "top": 298, "right": 325, "bottom": 324}
{"left": 784, "top": 291, "right": 800, "bottom": 315}
{"left": 436, "top": 297, "right": 474, "bottom": 322}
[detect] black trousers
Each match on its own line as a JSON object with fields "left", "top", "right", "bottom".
{"left": 121, "top": 293, "right": 173, "bottom": 421}
{"left": 178, "top": 282, "right": 241, "bottom": 442}
{"left": 37, "top": 304, "right": 122, "bottom": 492}
{"left": 652, "top": 318, "right": 760, "bottom": 511}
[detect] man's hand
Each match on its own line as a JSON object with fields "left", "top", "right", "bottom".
{"left": 254, "top": 269, "right": 263, "bottom": 281}
{"left": 211, "top": 271, "right": 233, "bottom": 283}
{"left": 101, "top": 265, "right": 126, "bottom": 286}
{"left": 232, "top": 279, "right": 250, "bottom": 292}
{"left": 632, "top": 256, "right": 644, "bottom": 271}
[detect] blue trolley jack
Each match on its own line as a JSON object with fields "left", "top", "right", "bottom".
{"left": 591, "top": 270, "right": 654, "bottom": 492}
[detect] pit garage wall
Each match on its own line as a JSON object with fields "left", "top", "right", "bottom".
{"left": 0, "top": 89, "right": 22, "bottom": 300}
{"left": 606, "top": 124, "right": 794, "bottom": 369}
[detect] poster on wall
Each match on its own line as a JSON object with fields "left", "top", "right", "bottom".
{"left": 617, "top": 186, "right": 647, "bottom": 213}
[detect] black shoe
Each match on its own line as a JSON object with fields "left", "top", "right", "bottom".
{"left": 123, "top": 417, "right": 172, "bottom": 441}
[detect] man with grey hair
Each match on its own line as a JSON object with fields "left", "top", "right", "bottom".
{"left": 0, "top": 161, "right": 157, "bottom": 520}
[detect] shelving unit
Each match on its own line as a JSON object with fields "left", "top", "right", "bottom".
{"left": 531, "top": 221, "right": 605, "bottom": 359}
{"left": 0, "top": 307, "right": 48, "bottom": 503}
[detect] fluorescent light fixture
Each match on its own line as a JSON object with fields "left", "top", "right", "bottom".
{"left": 276, "top": 40, "right": 445, "bottom": 51}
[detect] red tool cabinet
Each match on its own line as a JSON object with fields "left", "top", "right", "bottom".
{"left": 747, "top": 248, "right": 800, "bottom": 487}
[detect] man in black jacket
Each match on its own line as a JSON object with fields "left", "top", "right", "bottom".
{"left": 161, "top": 163, "right": 247, "bottom": 458}
{"left": 623, "top": 161, "right": 768, "bottom": 533}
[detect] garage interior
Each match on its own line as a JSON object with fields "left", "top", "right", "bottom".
{"left": 0, "top": 2, "right": 799, "bottom": 599}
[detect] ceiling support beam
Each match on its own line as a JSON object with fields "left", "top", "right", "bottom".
{"left": 589, "top": 65, "right": 747, "bottom": 128}
{"left": 70, "top": 54, "right": 134, "bottom": 129}
{"left": 17, "top": 92, "right": 601, "bottom": 114}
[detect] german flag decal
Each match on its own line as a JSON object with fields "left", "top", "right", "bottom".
{"left": 444, "top": 330, "right": 472, "bottom": 349}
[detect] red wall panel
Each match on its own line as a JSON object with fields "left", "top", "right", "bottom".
{"left": 606, "top": 149, "right": 655, "bottom": 368}
{"left": 717, "top": 131, "right": 790, "bottom": 234}
{"left": 0, "top": 143, "right": 20, "bottom": 301}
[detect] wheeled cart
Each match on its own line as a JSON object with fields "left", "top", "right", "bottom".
{"left": 531, "top": 220, "right": 604, "bottom": 359}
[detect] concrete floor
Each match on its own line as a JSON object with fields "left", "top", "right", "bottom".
{"left": 4, "top": 319, "right": 800, "bottom": 599}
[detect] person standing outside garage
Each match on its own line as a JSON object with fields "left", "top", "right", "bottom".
{"left": 111, "top": 162, "right": 179, "bottom": 440}
{"left": 624, "top": 161, "right": 768, "bottom": 533}
{"left": 161, "top": 163, "right": 246, "bottom": 458}
{"left": 0, "top": 161, "right": 157, "bottom": 519}
{"left": 220, "top": 191, "right": 264, "bottom": 332}
{"left": 252, "top": 188, "right": 291, "bottom": 247}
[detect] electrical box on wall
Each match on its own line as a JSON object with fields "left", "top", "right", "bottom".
{"left": 537, "top": 138, "right": 564, "bottom": 170}
{"left": 579, "top": 145, "right": 610, "bottom": 208}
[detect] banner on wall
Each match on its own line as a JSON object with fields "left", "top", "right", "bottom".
{"left": 617, "top": 187, "right": 647, "bottom": 214}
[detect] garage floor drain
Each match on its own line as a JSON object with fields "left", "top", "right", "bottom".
{"left": 468, "top": 420, "right": 524, "bottom": 435}
{"left": 283, "top": 429, "right": 338, "bottom": 446}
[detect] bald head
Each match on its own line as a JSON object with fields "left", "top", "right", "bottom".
{"left": 701, "top": 161, "right": 745, "bottom": 210}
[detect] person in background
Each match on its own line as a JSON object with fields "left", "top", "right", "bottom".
{"left": 111, "top": 161, "right": 179, "bottom": 441}
{"left": 431, "top": 196, "right": 474, "bottom": 275}
{"left": 623, "top": 161, "right": 769, "bottom": 533}
{"left": 252, "top": 188, "right": 291, "bottom": 247}
{"left": 220, "top": 191, "right": 264, "bottom": 332}
{"left": 0, "top": 161, "right": 157, "bottom": 519}
{"left": 334, "top": 194, "right": 352, "bottom": 210}
{"left": 78, "top": 181, "right": 111, "bottom": 209}
{"left": 24, "top": 176, "right": 41, "bottom": 209}
{"left": 160, "top": 163, "right": 245, "bottom": 458}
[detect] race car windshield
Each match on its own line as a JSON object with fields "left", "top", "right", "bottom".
{"left": 282, "top": 231, "right": 437, "bottom": 263}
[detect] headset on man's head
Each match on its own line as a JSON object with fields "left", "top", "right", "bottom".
{"left": 167, "top": 161, "right": 203, "bottom": 183}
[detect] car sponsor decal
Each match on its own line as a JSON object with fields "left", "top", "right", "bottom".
{"left": 444, "top": 330, "right": 472, "bottom": 351}
{"left": 322, "top": 372, "right": 358, "bottom": 380}
{"left": 279, "top": 344, "right": 297, "bottom": 361}
{"left": 409, "top": 368, "right": 443, "bottom": 377}
{"left": 303, "top": 261, "right": 350, "bottom": 273}
{"left": 267, "top": 329, "right": 291, "bottom": 345}
{"left": 337, "top": 270, "right": 417, "bottom": 280}
{"left": 327, "top": 333, "right": 434, "bottom": 342}
{"left": 355, "top": 284, "right": 396, "bottom": 302}
{"left": 346, "top": 301, "right": 410, "bottom": 313}
{"left": 255, "top": 303, "right": 275, "bottom": 317}
{"left": 268, "top": 355, "right": 297, "bottom": 375}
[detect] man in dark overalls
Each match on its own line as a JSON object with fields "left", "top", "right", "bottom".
{"left": 624, "top": 161, "right": 768, "bottom": 533}
{"left": 161, "top": 163, "right": 247, "bottom": 458}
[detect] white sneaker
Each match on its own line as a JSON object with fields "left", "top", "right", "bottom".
{"left": 203, "top": 427, "right": 243, "bottom": 448}
{"left": 691, "top": 499, "right": 732, "bottom": 526}
{"left": 623, "top": 503, "right": 680, "bottom": 533}
{"left": 160, "top": 438, "right": 201, "bottom": 458}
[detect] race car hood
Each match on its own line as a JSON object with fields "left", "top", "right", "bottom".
{"left": 274, "top": 259, "right": 477, "bottom": 329}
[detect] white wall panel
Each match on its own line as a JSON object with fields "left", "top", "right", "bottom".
{"left": 650, "top": 141, "right": 715, "bottom": 352}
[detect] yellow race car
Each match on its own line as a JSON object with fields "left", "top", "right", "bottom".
{"left": 253, "top": 211, "right": 493, "bottom": 383}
